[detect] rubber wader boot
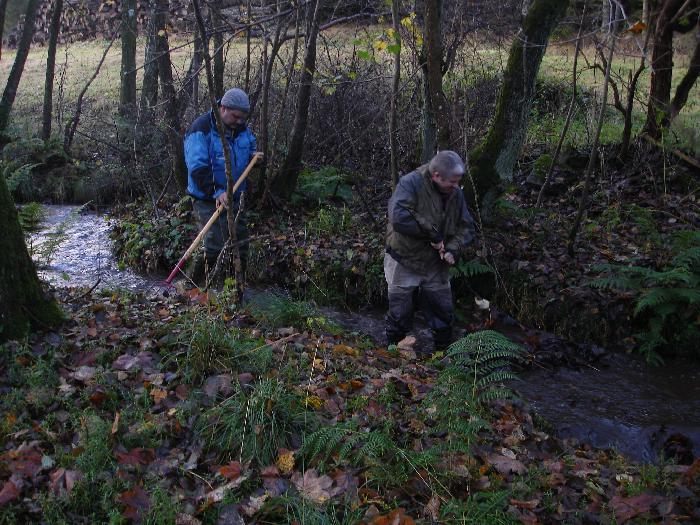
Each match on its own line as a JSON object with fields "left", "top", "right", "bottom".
{"left": 188, "top": 254, "right": 207, "bottom": 288}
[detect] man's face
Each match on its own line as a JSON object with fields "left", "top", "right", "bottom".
{"left": 431, "top": 171, "right": 463, "bottom": 194}
{"left": 219, "top": 106, "right": 248, "bottom": 129}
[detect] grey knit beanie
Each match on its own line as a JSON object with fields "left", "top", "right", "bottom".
{"left": 220, "top": 88, "right": 250, "bottom": 113}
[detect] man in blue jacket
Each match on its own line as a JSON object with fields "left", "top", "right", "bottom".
{"left": 184, "top": 87, "right": 257, "bottom": 285}
{"left": 385, "top": 151, "right": 475, "bottom": 351}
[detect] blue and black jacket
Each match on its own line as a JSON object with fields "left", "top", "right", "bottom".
{"left": 184, "top": 110, "right": 257, "bottom": 201}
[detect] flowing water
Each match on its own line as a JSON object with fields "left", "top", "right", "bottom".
{"left": 30, "top": 205, "right": 700, "bottom": 464}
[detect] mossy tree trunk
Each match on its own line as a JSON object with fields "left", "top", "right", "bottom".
{"left": 643, "top": 0, "right": 699, "bottom": 138}
{"left": 41, "top": 0, "right": 62, "bottom": 140}
{"left": 0, "top": 0, "right": 39, "bottom": 132}
{"left": 468, "top": 0, "right": 569, "bottom": 209}
{"left": 0, "top": 174, "right": 63, "bottom": 342}
{"left": 274, "top": 0, "right": 322, "bottom": 200}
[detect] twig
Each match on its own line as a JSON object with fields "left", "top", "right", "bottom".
{"left": 64, "top": 36, "right": 116, "bottom": 153}
{"left": 567, "top": 9, "right": 620, "bottom": 255}
{"left": 67, "top": 278, "right": 101, "bottom": 303}
{"left": 537, "top": 7, "right": 586, "bottom": 207}
{"left": 640, "top": 133, "right": 700, "bottom": 170}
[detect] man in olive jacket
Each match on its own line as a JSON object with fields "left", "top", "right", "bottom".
{"left": 385, "top": 150, "right": 475, "bottom": 350}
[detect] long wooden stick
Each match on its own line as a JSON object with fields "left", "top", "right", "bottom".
{"left": 164, "top": 152, "right": 262, "bottom": 284}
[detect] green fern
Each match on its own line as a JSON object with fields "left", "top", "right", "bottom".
{"left": 449, "top": 258, "right": 494, "bottom": 279}
{"left": 300, "top": 423, "right": 396, "bottom": 467}
{"left": 421, "top": 331, "right": 523, "bottom": 454}
{"left": 588, "top": 232, "right": 700, "bottom": 363}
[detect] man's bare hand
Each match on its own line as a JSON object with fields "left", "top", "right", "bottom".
{"left": 216, "top": 192, "right": 228, "bottom": 208}
{"left": 430, "top": 241, "right": 444, "bottom": 252}
{"left": 442, "top": 252, "right": 455, "bottom": 265}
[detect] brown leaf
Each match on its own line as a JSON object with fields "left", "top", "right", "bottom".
{"left": 370, "top": 508, "right": 416, "bottom": 525}
{"left": 218, "top": 461, "right": 242, "bottom": 480}
{"left": 111, "top": 411, "right": 120, "bottom": 435}
{"left": 119, "top": 485, "right": 151, "bottom": 521}
{"left": 0, "top": 481, "right": 20, "bottom": 506}
{"left": 292, "top": 469, "right": 333, "bottom": 504}
{"left": 424, "top": 494, "right": 440, "bottom": 521}
{"left": 609, "top": 494, "right": 664, "bottom": 523}
{"left": 487, "top": 453, "right": 527, "bottom": 476}
{"left": 49, "top": 468, "right": 83, "bottom": 497}
{"left": 116, "top": 448, "right": 156, "bottom": 466}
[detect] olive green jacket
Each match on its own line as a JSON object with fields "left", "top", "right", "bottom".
{"left": 386, "top": 165, "right": 475, "bottom": 274}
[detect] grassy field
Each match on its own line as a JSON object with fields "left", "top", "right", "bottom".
{"left": 0, "top": 30, "right": 698, "bottom": 154}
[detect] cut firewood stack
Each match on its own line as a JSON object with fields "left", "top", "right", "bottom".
{"left": 3, "top": 0, "right": 255, "bottom": 48}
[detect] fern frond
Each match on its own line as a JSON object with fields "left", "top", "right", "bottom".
{"left": 588, "top": 275, "right": 639, "bottom": 290}
{"left": 476, "top": 370, "right": 519, "bottom": 389}
{"left": 634, "top": 287, "right": 697, "bottom": 315}
{"left": 450, "top": 258, "right": 494, "bottom": 279}
{"left": 672, "top": 246, "right": 700, "bottom": 270}
{"left": 478, "top": 387, "right": 516, "bottom": 402}
{"left": 300, "top": 424, "right": 354, "bottom": 463}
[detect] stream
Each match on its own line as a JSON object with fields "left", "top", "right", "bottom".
{"left": 30, "top": 205, "right": 700, "bottom": 464}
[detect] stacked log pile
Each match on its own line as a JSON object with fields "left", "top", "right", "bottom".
{"left": 3, "top": 0, "right": 255, "bottom": 47}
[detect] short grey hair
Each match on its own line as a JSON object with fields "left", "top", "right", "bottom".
{"left": 428, "top": 150, "right": 465, "bottom": 179}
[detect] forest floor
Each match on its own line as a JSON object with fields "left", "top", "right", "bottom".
{"left": 1, "top": 284, "right": 700, "bottom": 524}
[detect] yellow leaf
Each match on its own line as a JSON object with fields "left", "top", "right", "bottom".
{"left": 276, "top": 450, "right": 295, "bottom": 474}
{"left": 332, "top": 344, "right": 360, "bottom": 357}
{"left": 304, "top": 395, "right": 323, "bottom": 410}
{"left": 150, "top": 388, "right": 167, "bottom": 403}
{"left": 157, "top": 29, "right": 166, "bottom": 37}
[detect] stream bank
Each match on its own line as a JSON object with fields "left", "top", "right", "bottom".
{"left": 29, "top": 204, "right": 700, "bottom": 465}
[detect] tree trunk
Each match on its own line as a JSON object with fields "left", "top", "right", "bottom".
{"left": 421, "top": 0, "right": 449, "bottom": 161}
{"left": 211, "top": 0, "right": 224, "bottom": 99}
{"left": 140, "top": 0, "right": 160, "bottom": 117}
{"left": 0, "top": 0, "right": 39, "bottom": 132}
{"left": 120, "top": 0, "right": 138, "bottom": 119}
{"left": 246, "top": 0, "right": 252, "bottom": 92}
{"left": 0, "top": 0, "right": 9, "bottom": 63}
{"left": 643, "top": 0, "right": 686, "bottom": 138}
{"left": 274, "top": 0, "right": 322, "bottom": 200}
{"left": 468, "top": 0, "right": 569, "bottom": 209}
{"left": 258, "top": 1, "right": 287, "bottom": 199}
{"left": 154, "top": 0, "right": 187, "bottom": 190}
{"left": 0, "top": 174, "right": 63, "bottom": 342}
{"left": 389, "top": 0, "right": 401, "bottom": 188}
{"left": 670, "top": 25, "right": 700, "bottom": 120}
{"left": 41, "top": 0, "right": 63, "bottom": 140}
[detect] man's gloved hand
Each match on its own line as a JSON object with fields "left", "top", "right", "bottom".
{"left": 216, "top": 192, "right": 228, "bottom": 208}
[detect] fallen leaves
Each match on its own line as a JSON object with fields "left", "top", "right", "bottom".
{"left": 0, "top": 481, "right": 20, "bottom": 506}
{"left": 119, "top": 485, "right": 151, "bottom": 521}
{"left": 116, "top": 448, "right": 156, "bottom": 466}
{"left": 292, "top": 469, "right": 334, "bottom": 504}
{"left": 49, "top": 469, "right": 82, "bottom": 497}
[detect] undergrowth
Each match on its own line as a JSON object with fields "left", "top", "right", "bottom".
{"left": 590, "top": 230, "right": 700, "bottom": 363}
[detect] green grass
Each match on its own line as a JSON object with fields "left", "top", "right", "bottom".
{"left": 2, "top": 31, "right": 696, "bottom": 154}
